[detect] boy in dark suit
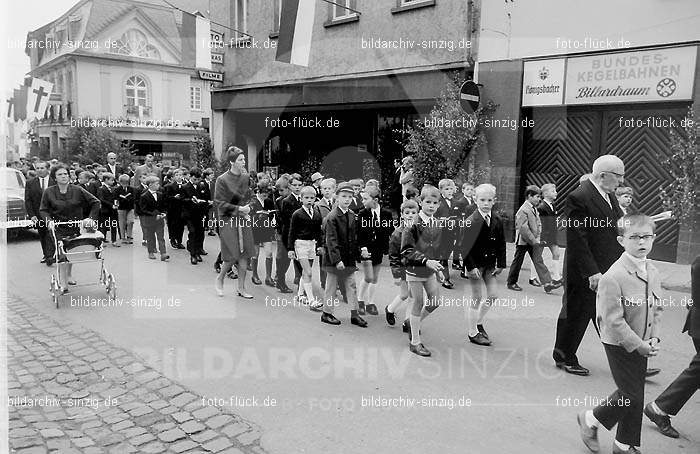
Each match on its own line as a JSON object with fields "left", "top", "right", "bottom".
{"left": 288, "top": 186, "right": 324, "bottom": 310}
{"left": 386, "top": 199, "right": 419, "bottom": 330}
{"left": 276, "top": 174, "right": 303, "bottom": 292}
{"left": 182, "top": 167, "right": 210, "bottom": 265}
{"left": 164, "top": 169, "right": 186, "bottom": 249}
{"left": 96, "top": 173, "right": 119, "bottom": 247}
{"left": 435, "top": 178, "right": 460, "bottom": 289}
{"left": 644, "top": 254, "right": 700, "bottom": 438}
{"left": 140, "top": 176, "right": 169, "bottom": 261}
{"left": 134, "top": 173, "right": 150, "bottom": 246}
{"left": 577, "top": 214, "right": 663, "bottom": 454}
{"left": 114, "top": 174, "right": 135, "bottom": 244}
{"left": 461, "top": 184, "right": 506, "bottom": 346}
{"left": 320, "top": 182, "right": 370, "bottom": 327}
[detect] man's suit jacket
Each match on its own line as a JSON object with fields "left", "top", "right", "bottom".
{"left": 181, "top": 181, "right": 211, "bottom": 219}
{"left": 96, "top": 184, "right": 116, "bottom": 217}
{"left": 515, "top": 201, "right": 542, "bottom": 246}
{"left": 537, "top": 200, "right": 558, "bottom": 245}
{"left": 322, "top": 206, "right": 359, "bottom": 268}
{"left": 163, "top": 181, "right": 186, "bottom": 214}
{"left": 348, "top": 195, "right": 362, "bottom": 213}
{"left": 436, "top": 197, "right": 462, "bottom": 243}
{"left": 315, "top": 197, "right": 334, "bottom": 229}
{"left": 683, "top": 256, "right": 700, "bottom": 338}
{"left": 280, "top": 193, "right": 302, "bottom": 242}
{"left": 564, "top": 179, "right": 624, "bottom": 284}
{"left": 105, "top": 163, "right": 126, "bottom": 178}
{"left": 356, "top": 207, "right": 393, "bottom": 262}
{"left": 132, "top": 164, "right": 162, "bottom": 187}
{"left": 25, "top": 176, "right": 56, "bottom": 218}
{"left": 596, "top": 253, "right": 664, "bottom": 352}
{"left": 461, "top": 210, "right": 507, "bottom": 271}
{"left": 139, "top": 190, "right": 166, "bottom": 227}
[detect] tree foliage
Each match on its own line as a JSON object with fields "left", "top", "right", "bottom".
{"left": 660, "top": 107, "right": 699, "bottom": 228}
{"left": 62, "top": 126, "right": 133, "bottom": 165}
{"left": 190, "top": 133, "right": 217, "bottom": 169}
{"left": 401, "top": 73, "right": 497, "bottom": 188}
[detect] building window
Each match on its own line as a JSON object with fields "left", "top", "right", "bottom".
{"left": 190, "top": 85, "right": 201, "bottom": 110}
{"left": 125, "top": 75, "right": 150, "bottom": 116}
{"left": 112, "top": 29, "right": 161, "bottom": 59}
{"left": 391, "top": 0, "right": 436, "bottom": 14}
{"left": 332, "top": 0, "right": 356, "bottom": 19}
{"left": 324, "top": 0, "right": 358, "bottom": 27}
{"left": 234, "top": 0, "right": 248, "bottom": 40}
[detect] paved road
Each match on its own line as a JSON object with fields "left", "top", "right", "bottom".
{"left": 6, "top": 228, "right": 699, "bottom": 454}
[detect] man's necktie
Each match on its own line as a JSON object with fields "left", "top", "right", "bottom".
{"left": 485, "top": 214, "right": 490, "bottom": 227}
{"left": 40, "top": 178, "right": 45, "bottom": 190}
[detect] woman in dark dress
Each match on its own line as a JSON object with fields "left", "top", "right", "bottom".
{"left": 40, "top": 164, "right": 100, "bottom": 293}
{"left": 214, "top": 147, "right": 255, "bottom": 298}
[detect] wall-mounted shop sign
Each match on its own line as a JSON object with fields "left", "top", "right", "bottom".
{"left": 211, "top": 52, "right": 224, "bottom": 64}
{"left": 522, "top": 59, "right": 565, "bottom": 106}
{"left": 522, "top": 45, "right": 697, "bottom": 106}
{"left": 565, "top": 46, "right": 696, "bottom": 104}
{"left": 198, "top": 70, "right": 223, "bottom": 82}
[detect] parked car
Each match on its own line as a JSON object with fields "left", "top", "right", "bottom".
{"left": 1, "top": 167, "right": 32, "bottom": 230}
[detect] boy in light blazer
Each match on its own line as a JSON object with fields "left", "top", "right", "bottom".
{"left": 577, "top": 213, "right": 664, "bottom": 454}
{"left": 506, "top": 185, "right": 561, "bottom": 293}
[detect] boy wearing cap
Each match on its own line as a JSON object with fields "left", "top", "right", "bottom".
{"left": 311, "top": 172, "right": 324, "bottom": 199}
{"left": 320, "top": 182, "right": 371, "bottom": 327}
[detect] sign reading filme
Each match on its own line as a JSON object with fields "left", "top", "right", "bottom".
{"left": 522, "top": 59, "right": 565, "bottom": 106}
{"left": 565, "top": 46, "right": 697, "bottom": 104}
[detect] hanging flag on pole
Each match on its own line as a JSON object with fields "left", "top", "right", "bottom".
{"left": 276, "top": 0, "right": 317, "bottom": 66}
{"left": 26, "top": 77, "right": 53, "bottom": 122}
{"left": 181, "top": 11, "right": 212, "bottom": 69}
{"left": 13, "top": 87, "right": 27, "bottom": 122}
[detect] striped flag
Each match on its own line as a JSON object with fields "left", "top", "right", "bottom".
{"left": 181, "top": 11, "right": 212, "bottom": 69}
{"left": 275, "top": 0, "right": 316, "bottom": 66}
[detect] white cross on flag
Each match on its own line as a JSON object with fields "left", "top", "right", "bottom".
{"left": 26, "top": 77, "right": 53, "bottom": 122}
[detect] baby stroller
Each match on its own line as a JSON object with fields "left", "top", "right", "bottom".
{"left": 48, "top": 220, "right": 116, "bottom": 308}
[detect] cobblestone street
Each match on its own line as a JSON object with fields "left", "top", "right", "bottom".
{"left": 7, "top": 297, "right": 265, "bottom": 454}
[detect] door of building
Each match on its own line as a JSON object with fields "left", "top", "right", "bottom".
{"left": 522, "top": 103, "right": 689, "bottom": 261}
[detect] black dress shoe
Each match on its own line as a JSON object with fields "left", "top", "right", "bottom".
{"left": 468, "top": 333, "right": 491, "bottom": 346}
{"left": 385, "top": 306, "right": 396, "bottom": 325}
{"left": 442, "top": 280, "right": 454, "bottom": 289}
{"left": 161, "top": 254, "right": 170, "bottom": 261}
{"left": 321, "top": 312, "right": 341, "bottom": 325}
{"left": 507, "top": 283, "right": 523, "bottom": 291}
{"left": 562, "top": 364, "right": 590, "bottom": 376}
{"left": 265, "top": 278, "right": 276, "bottom": 287}
{"left": 190, "top": 256, "right": 199, "bottom": 265}
{"left": 645, "top": 368, "right": 661, "bottom": 378}
{"left": 350, "top": 315, "right": 368, "bottom": 328}
{"left": 409, "top": 343, "right": 431, "bottom": 357}
{"left": 358, "top": 301, "right": 366, "bottom": 315}
{"left": 544, "top": 281, "right": 562, "bottom": 293}
{"left": 402, "top": 319, "right": 410, "bottom": 333}
{"left": 171, "top": 241, "right": 178, "bottom": 248}
{"left": 552, "top": 278, "right": 563, "bottom": 285}
{"left": 460, "top": 270, "right": 469, "bottom": 279}
{"left": 251, "top": 275, "right": 262, "bottom": 285}
{"left": 643, "top": 403, "right": 679, "bottom": 438}
{"left": 215, "top": 263, "right": 221, "bottom": 273}
{"left": 477, "top": 324, "right": 489, "bottom": 339}
{"left": 207, "top": 231, "right": 216, "bottom": 236}
{"left": 277, "top": 285, "right": 293, "bottom": 294}
{"left": 45, "top": 258, "right": 55, "bottom": 266}
{"left": 365, "top": 303, "right": 378, "bottom": 315}
{"left": 196, "top": 255, "right": 203, "bottom": 262}
{"left": 528, "top": 278, "right": 542, "bottom": 287}
{"left": 40, "top": 257, "right": 47, "bottom": 263}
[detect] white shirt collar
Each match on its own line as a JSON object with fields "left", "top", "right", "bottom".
{"left": 544, "top": 199, "right": 554, "bottom": 210}
{"left": 338, "top": 206, "right": 349, "bottom": 214}
{"left": 372, "top": 206, "right": 380, "bottom": 217}
{"left": 418, "top": 211, "right": 433, "bottom": 223}
{"left": 478, "top": 209, "right": 491, "bottom": 220}
{"left": 149, "top": 189, "right": 157, "bottom": 195}
{"left": 624, "top": 252, "right": 647, "bottom": 273}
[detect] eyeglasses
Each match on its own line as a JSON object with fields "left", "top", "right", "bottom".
{"left": 605, "top": 171, "right": 625, "bottom": 179}
{"left": 626, "top": 234, "right": 655, "bottom": 241}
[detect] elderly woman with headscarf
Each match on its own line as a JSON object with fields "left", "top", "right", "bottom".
{"left": 214, "top": 146, "right": 256, "bottom": 298}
